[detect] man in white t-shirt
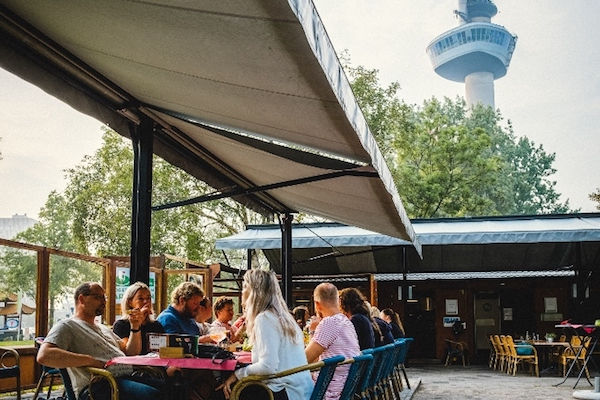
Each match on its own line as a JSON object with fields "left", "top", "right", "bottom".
{"left": 37, "top": 282, "right": 161, "bottom": 400}
{"left": 305, "top": 283, "right": 360, "bottom": 400}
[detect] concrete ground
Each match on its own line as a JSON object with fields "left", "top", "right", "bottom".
{"left": 403, "top": 363, "right": 599, "bottom": 400}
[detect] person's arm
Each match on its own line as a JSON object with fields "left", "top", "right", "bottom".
{"left": 305, "top": 340, "right": 325, "bottom": 364}
{"left": 120, "top": 308, "right": 145, "bottom": 355}
{"left": 37, "top": 342, "right": 105, "bottom": 369}
{"left": 235, "top": 314, "right": 280, "bottom": 377}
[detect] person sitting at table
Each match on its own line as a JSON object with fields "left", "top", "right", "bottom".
{"left": 292, "top": 305, "right": 311, "bottom": 330}
{"left": 37, "top": 282, "right": 162, "bottom": 400}
{"left": 380, "top": 308, "right": 405, "bottom": 339}
{"left": 218, "top": 269, "right": 313, "bottom": 400}
{"left": 339, "top": 287, "right": 375, "bottom": 350}
{"left": 195, "top": 297, "right": 213, "bottom": 335}
{"left": 368, "top": 303, "right": 394, "bottom": 347}
{"left": 157, "top": 281, "right": 204, "bottom": 335}
{"left": 211, "top": 296, "right": 245, "bottom": 343}
{"left": 113, "top": 281, "right": 164, "bottom": 354}
{"left": 305, "top": 283, "right": 360, "bottom": 400}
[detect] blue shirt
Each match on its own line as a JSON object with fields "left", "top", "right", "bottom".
{"left": 156, "top": 305, "right": 200, "bottom": 335}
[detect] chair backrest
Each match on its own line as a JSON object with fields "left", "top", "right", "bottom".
{"left": 59, "top": 368, "right": 77, "bottom": 400}
{"left": 0, "top": 346, "right": 21, "bottom": 400}
{"left": 338, "top": 354, "right": 373, "bottom": 400}
{"left": 309, "top": 355, "right": 345, "bottom": 400}
{"left": 396, "top": 337, "right": 413, "bottom": 364}
{"left": 362, "top": 343, "right": 395, "bottom": 388}
{"left": 504, "top": 335, "right": 517, "bottom": 356}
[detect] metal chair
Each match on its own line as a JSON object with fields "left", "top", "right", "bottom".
{"left": 338, "top": 354, "right": 373, "bottom": 400}
{"left": 444, "top": 339, "right": 467, "bottom": 367}
{"left": 230, "top": 355, "right": 345, "bottom": 400}
{"left": 0, "top": 346, "right": 21, "bottom": 400}
{"left": 33, "top": 337, "right": 65, "bottom": 400}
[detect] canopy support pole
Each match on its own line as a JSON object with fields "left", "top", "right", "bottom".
{"left": 130, "top": 118, "right": 154, "bottom": 285}
{"left": 281, "top": 213, "right": 293, "bottom": 308}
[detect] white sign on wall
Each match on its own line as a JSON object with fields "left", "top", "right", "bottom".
{"left": 115, "top": 267, "right": 156, "bottom": 303}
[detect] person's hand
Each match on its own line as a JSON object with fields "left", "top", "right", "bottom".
{"left": 165, "top": 366, "right": 180, "bottom": 377}
{"left": 127, "top": 308, "right": 144, "bottom": 330}
{"left": 199, "top": 334, "right": 216, "bottom": 344}
{"left": 308, "top": 315, "right": 321, "bottom": 332}
{"left": 216, "top": 373, "right": 238, "bottom": 399}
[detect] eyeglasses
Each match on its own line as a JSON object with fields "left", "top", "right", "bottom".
{"left": 86, "top": 293, "right": 107, "bottom": 301}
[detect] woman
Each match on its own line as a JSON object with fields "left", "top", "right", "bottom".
{"left": 218, "top": 269, "right": 313, "bottom": 400}
{"left": 113, "top": 281, "right": 164, "bottom": 355}
{"left": 369, "top": 305, "right": 394, "bottom": 347}
{"left": 339, "top": 288, "right": 375, "bottom": 350}
{"left": 212, "top": 296, "right": 245, "bottom": 343}
{"left": 292, "top": 305, "right": 310, "bottom": 330}
{"left": 381, "top": 308, "right": 405, "bottom": 339}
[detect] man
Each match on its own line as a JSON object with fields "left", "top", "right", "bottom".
{"left": 157, "top": 281, "right": 204, "bottom": 335}
{"left": 37, "top": 282, "right": 160, "bottom": 400}
{"left": 305, "top": 283, "right": 360, "bottom": 400}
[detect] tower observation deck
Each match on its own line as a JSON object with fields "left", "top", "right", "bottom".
{"left": 426, "top": 0, "right": 517, "bottom": 108}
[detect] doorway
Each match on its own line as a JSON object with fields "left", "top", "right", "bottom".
{"left": 474, "top": 296, "right": 500, "bottom": 353}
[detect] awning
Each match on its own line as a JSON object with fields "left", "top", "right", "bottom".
{"left": 0, "top": 303, "right": 35, "bottom": 316}
{"left": 216, "top": 214, "right": 600, "bottom": 274}
{"left": 0, "top": 0, "right": 419, "bottom": 253}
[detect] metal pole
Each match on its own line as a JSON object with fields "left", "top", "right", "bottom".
{"left": 130, "top": 118, "right": 154, "bottom": 285}
{"left": 281, "top": 213, "right": 293, "bottom": 309}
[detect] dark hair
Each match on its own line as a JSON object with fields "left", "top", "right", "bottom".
{"left": 213, "top": 296, "right": 234, "bottom": 314}
{"left": 74, "top": 282, "right": 96, "bottom": 303}
{"left": 382, "top": 308, "right": 405, "bottom": 336}
{"left": 292, "top": 306, "right": 310, "bottom": 328}
{"left": 339, "top": 288, "right": 370, "bottom": 316}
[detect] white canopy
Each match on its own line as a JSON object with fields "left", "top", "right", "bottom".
{"left": 0, "top": 0, "right": 419, "bottom": 253}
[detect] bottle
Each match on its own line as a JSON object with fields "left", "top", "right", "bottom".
{"left": 525, "top": 331, "right": 530, "bottom": 340}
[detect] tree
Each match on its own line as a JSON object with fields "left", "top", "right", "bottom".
{"left": 0, "top": 192, "right": 101, "bottom": 325}
{"left": 590, "top": 188, "right": 600, "bottom": 210}
{"left": 345, "top": 62, "right": 572, "bottom": 217}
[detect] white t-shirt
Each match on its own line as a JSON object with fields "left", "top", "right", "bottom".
{"left": 234, "top": 310, "right": 314, "bottom": 400}
{"left": 44, "top": 318, "right": 125, "bottom": 397}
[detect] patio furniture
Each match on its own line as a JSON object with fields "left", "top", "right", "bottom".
{"left": 33, "top": 337, "right": 66, "bottom": 400}
{"left": 230, "top": 355, "right": 345, "bottom": 400}
{"left": 444, "top": 339, "right": 467, "bottom": 367}
{"left": 338, "top": 354, "right": 373, "bottom": 400}
{"left": 505, "top": 335, "right": 539, "bottom": 377}
{"left": 0, "top": 346, "right": 20, "bottom": 400}
{"left": 559, "top": 336, "right": 591, "bottom": 379}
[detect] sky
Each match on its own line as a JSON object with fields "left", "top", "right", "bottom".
{"left": 0, "top": 0, "right": 598, "bottom": 220}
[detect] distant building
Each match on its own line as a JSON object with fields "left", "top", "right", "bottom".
{"left": 0, "top": 214, "right": 37, "bottom": 239}
{"left": 427, "top": 0, "right": 517, "bottom": 108}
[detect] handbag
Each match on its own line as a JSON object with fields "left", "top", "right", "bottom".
{"left": 195, "top": 344, "right": 235, "bottom": 364}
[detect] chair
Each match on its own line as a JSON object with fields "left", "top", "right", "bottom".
{"left": 0, "top": 346, "right": 21, "bottom": 400}
{"left": 444, "top": 339, "right": 467, "bottom": 367}
{"left": 488, "top": 335, "right": 497, "bottom": 369}
{"left": 394, "top": 337, "right": 413, "bottom": 391}
{"left": 559, "top": 335, "right": 591, "bottom": 379}
{"left": 362, "top": 343, "right": 396, "bottom": 400}
{"left": 338, "top": 354, "right": 373, "bottom": 400}
{"left": 505, "top": 335, "right": 539, "bottom": 377}
{"left": 230, "top": 355, "right": 345, "bottom": 400}
{"left": 33, "top": 337, "right": 65, "bottom": 400}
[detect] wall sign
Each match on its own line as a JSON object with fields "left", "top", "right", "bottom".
{"left": 445, "top": 299, "right": 458, "bottom": 315}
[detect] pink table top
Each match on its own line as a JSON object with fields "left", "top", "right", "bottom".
{"left": 107, "top": 355, "right": 238, "bottom": 371}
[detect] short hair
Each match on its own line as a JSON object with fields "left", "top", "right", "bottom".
{"left": 213, "top": 296, "right": 234, "bottom": 315}
{"left": 313, "top": 283, "right": 338, "bottom": 306}
{"left": 74, "top": 282, "right": 100, "bottom": 303}
{"left": 170, "top": 282, "right": 204, "bottom": 305}
{"left": 339, "top": 287, "right": 370, "bottom": 316}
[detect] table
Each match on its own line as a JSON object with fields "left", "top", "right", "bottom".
{"left": 530, "top": 340, "right": 570, "bottom": 376}
{"left": 553, "top": 324, "right": 600, "bottom": 388}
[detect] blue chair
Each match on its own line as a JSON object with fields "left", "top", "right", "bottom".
{"left": 396, "top": 337, "right": 413, "bottom": 390}
{"left": 338, "top": 354, "right": 373, "bottom": 400}
{"left": 0, "top": 346, "right": 21, "bottom": 400}
{"left": 362, "top": 343, "right": 396, "bottom": 400}
{"left": 310, "top": 355, "right": 345, "bottom": 400}
{"left": 33, "top": 337, "right": 65, "bottom": 400}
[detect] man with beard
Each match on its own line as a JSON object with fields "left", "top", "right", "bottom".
{"left": 37, "top": 282, "right": 159, "bottom": 400}
{"left": 157, "top": 281, "right": 204, "bottom": 335}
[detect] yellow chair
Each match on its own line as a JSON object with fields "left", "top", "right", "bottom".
{"left": 559, "top": 336, "right": 591, "bottom": 379}
{"left": 494, "top": 335, "right": 510, "bottom": 372}
{"left": 505, "top": 335, "right": 538, "bottom": 377}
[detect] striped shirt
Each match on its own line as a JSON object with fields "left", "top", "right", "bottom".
{"left": 312, "top": 313, "right": 360, "bottom": 400}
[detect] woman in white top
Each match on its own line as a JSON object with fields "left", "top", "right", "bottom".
{"left": 218, "top": 269, "right": 314, "bottom": 400}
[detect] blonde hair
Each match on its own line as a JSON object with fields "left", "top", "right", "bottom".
{"left": 243, "top": 269, "right": 300, "bottom": 344}
{"left": 121, "top": 281, "right": 154, "bottom": 320}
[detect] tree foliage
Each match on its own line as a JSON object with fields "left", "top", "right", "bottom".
{"left": 345, "top": 63, "right": 572, "bottom": 218}
{"left": 590, "top": 188, "right": 600, "bottom": 210}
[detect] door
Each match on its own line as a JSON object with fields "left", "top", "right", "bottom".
{"left": 474, "top": 297, "right": 500, "bottom": 350}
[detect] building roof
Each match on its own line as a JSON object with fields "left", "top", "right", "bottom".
{"left": 216, "top": 213, "right": 600, "bottom": 274}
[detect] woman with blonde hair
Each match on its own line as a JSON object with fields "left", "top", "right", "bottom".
{"left": 113, "top": 281, "right": 164, "bottom": 354}
{"left": 218, "top": 269, "right": 313, "bottom": 400}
